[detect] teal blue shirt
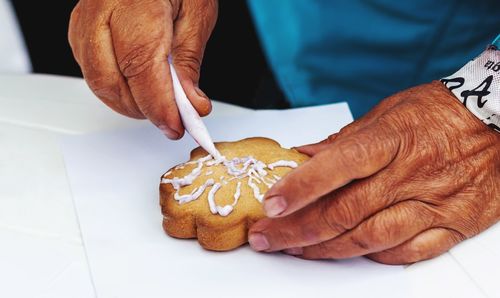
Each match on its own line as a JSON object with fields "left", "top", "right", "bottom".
{"left": 248, "top": 1, "right": 500, "bottom": 118}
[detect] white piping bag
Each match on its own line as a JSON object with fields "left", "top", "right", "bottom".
{"left": 168, "top": 59, "right": 221, "bottom": 159}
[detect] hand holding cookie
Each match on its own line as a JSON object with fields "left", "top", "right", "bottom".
{"left": 248, "top": 82, "right": 500, "bottom": 264}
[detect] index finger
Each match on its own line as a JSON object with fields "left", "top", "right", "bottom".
{"left": 263, "top": 122, "right": 401, "bottom": 217}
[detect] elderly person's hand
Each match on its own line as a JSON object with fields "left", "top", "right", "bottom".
{"left": 68, "top": 0, "right": 218, "bottom": 139}
{"left": 248, "top": 81, "right": 500, "bottom": 264}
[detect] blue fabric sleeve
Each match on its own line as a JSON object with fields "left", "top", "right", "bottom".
{"left": 248, "top": 1, "right": 500, "bottom": 118}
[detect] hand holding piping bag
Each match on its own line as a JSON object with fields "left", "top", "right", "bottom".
{"left": 68, "top": 0, "right": 218, "bottom": 140}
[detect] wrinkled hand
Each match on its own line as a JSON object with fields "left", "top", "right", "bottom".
{"left": 69, "top": 0, "right": 218, "bottom": 139}
{"left": 249, "top": 81, "right": 500, "bottom": 264}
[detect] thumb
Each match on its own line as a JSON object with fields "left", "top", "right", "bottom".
{"left": 171, "top": 0, "right": 218, "bottom": 117}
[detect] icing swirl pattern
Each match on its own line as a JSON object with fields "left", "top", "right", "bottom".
{"left": 161, "top": 154, "right": 298, "bottom": 216}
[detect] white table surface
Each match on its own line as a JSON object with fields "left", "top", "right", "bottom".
{"left": 0, "top": 74, "right": 498, "bottom": 298}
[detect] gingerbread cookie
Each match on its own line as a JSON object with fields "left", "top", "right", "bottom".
{"left": 159, "top": 137, "right": 309, "bottom": 251}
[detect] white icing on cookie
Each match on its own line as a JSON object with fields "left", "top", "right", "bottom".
{"left": 207, "top": 183, "right": 222, "bottom": 214}
{"left": 207, "top": 181, "right": 242, "bottom": 217}
{"left": 162, "top": 155, "right": 212, "bottom": 190}
{"left": 161, "top": 153, "right": 298, "bottom": 216}
{"left": 174, "top": 178, "right": 214, "bottom": 204}
{"left": 247, "top": 176, "right": 264, "bottom": 203}
{"left": 268, "top": 160, "right": 298, "bottom": 170}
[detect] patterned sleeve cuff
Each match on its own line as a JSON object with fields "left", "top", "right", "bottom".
{"left": 441, "top": 35, "right": 500, "bottom": 132}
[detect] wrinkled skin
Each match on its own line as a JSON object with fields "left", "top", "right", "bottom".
{"left": 249, "top": 81, "right": 500, "bottom": 265}
{"left": 68, "top": 0, "right": 218, "bottom": 139}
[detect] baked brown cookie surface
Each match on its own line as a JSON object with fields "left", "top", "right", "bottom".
{"left": 160, "top": 137, "right": 309, "bottom": 251}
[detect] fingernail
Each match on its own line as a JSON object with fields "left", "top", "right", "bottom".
{"left": 264, "top": 196, "right": 287, "bottom": 217}
{"left": 283, "top": 247, "right": 303, "bottom": 256}
{"left": 158, "top": 125, "right": 179, "bottom": 139}
{"left": 194, "top": 86, "right": 208, "bottom": 99}
{"left": 248, "top": 233, "right": 270, "bottom": 251}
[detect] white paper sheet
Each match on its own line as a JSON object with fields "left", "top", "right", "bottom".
{"left": 0, "top": 229, "right": 94, "bottom": 298}
{"left": 61, "top": 103, "right": 410, "bottom": 298}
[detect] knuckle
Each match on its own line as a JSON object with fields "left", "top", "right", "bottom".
{"left": 69, "top": 43, "right": 81, "bottom": 65}
{"left": 171, "top": 50, "right": 202, "bottom": 79}
{"left": 69, "top": 2, "right": 81, "bottom": 21}
{"left": 366, "top": 251, "right": 401, "bottom": 265}
{"left": 133, "top": 94, "right": 158, "bottom": 116}
{"left": 399, "top": 244, "right": 428, "bottom": 263}
{"left": 360, "top": 222, "right": 387, "bottom": 248}
{"left": 327, "top": 186, "right": 367, "bottom": 230}
{"left": 318, "top": 133, "right": 338, "bottom": 146}
{"left": 401, "top": 232, "right": 443, "bottom": 263}
{"left": 68, "top": 4, "right": 83, "bottom": 58}
{"left": 355, "top": 208, "right": 399, "bottom": 251}
{"left": 299, "top": 221, "right": 322, "bottom": 243}
{"left": 92, "top": 83, "right": 121, "bottom": 104}
{"left": 444, "top": 202, "right": 482, "bottom": 238}
{"left": 84, "top": 75, "right": 143, "bottom": 119}
{"left": 349, "top": 234, "right": 371, "bottom": 251}
{"left": 318, "top": 198, "right": 353, "bottom": 234}
{"left": 446, "top": 228, "right": 467, "bottom": 244}
{"left": 338, "top": 126, "right": 400, "bottom": 177}
{"left": 85, "top": 75, "right": 120, "bottom": 102}
{"left": 174, "top": 0, "right": 218, "bottom": 33}
{"left": 337, "top": 138, "right": 371, "bottom": 174}
{"left": 369, "top": 251, "right": 410, "bottom": 265}
{"left": 168, "top": 0, "right": 181, "bottom": 15}
{"left": 365, "top": 252, "right": 390, "bottom": 264}
{"left": 369, "top": 247, "right": 424, "bottom": 265}
{"left": 270, "top": 227, "right": 295, "bottom": 249}
{"left": 69, "top": 3, "right": 81, "bottom": 28}
{"left": 118, "top": 43, "right": 160, "bottom": 79}
{"left": 377, "top": 111, "right": 412, "bottom": 151}
{"left": 338, "top": 122, "right": 358, "bottom": 136}
{"left": 313, "top": 242, "right": 333, "bottom": 259}
{"left": 337, "top": 140, "right": 363, "bottom": 164}
{"left": 335, "top": 201, "right": 358, "bottom": 230}
{"left": 68, "top": 27, "right": 77, "bottom": 50}
{"left": 198, "top": 0, "right": 218, "bottom": 15}
{"left": 327, "top": 133, "right": 337, "bottom": 142}
{"left": 386, "top": 229, "right": 464, "bottom": 264}
{"left": 194, "top": 101, "right": 212, "bottom": 117}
